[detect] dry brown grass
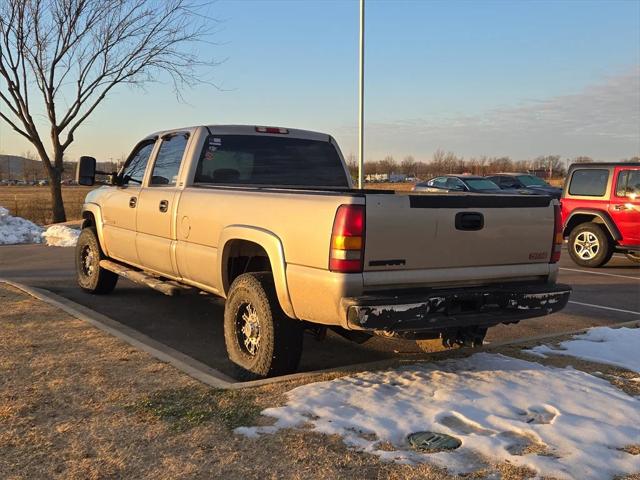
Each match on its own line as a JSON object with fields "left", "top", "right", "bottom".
{"left": 1, "top": 283, "right": 636, "bottom": 480}
{"left": 0, "top": 186, "right": 94, "bottom": 224}
{"left": 0, "top": 284, "right": 466, "bottom": 479}
{"left": 365, "top": 182, "right": 415, "bottom": 192}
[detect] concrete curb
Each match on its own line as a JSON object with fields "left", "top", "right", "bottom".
{"left": 3, "top": 279, "right": 639, "bottom": 390}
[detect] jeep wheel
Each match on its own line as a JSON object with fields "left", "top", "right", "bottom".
{"left": 224, "top": 273, "right": 303, "bottom": 379}
{"left": 568, "top": 222, "right": 614, "bottom": 268}
{"left": 75, "top": 228, "right": 118, "bottom": 294}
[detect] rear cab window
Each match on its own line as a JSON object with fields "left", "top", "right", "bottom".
{"left": 194, "top": 135, "right": 349, "bottom": 187}
{"left": 568, "top": 169, "right": 609, "bottom": 197}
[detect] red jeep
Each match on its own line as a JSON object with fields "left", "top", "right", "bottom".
{"left": 562, "top": 162, "right": 640, "bottom": 267}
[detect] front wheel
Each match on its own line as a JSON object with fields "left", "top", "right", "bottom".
{"left": 223, "top": 273, "right": 303, "bottom": 379}
{"left": 75, "top": 228, "right": 118, "bottom": 294}
{"left": 568, "top": 223, "right": 614, "bottom": 268}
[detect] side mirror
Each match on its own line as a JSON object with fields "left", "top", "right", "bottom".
{"left": 76, "top": 156, "right": 96, "bottom": 186}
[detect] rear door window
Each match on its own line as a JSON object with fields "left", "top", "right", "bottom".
{"left": 569, "top": 169, "right": 609, "bottom": 196}
{"left": 616, "top": 170, "right": 640, "bottom": 197}
{"left": 150, "top": 133, "right": 189, "bottom": 186}
{"left": 194, "top": 135, "right": 349, "bottom": 187}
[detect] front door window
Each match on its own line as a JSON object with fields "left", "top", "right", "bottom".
{"left": 121, "top": 141, "right": 155, "bottom": 186}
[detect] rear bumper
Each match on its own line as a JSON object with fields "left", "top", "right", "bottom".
{"left": 343, "top": 282, "right": 571, "bottom": 337}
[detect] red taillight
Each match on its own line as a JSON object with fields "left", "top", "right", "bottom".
{"left": 329, "top": 204, "right": 365, "bottom": 273}
{"left": 255, "top": 126, "right": 289, "bottom": 134}
{"left": 550, "top": 204, "right": 563, "bottom": 263}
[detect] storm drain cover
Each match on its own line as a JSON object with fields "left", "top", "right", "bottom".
{"left": 407, "top": 431, "right": 462, "bottom": 453}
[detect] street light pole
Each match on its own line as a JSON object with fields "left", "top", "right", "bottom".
{"left": 358, "top": 0, "right": 365, "bottom": 189}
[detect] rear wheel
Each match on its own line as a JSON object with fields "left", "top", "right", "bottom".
{"left": 75, "top": 228, "right": 118, "bottom": 294}
{"left": 568, "top": 222, "right": 614, "bottom": 268}
{"left": 224, "top": 273, "right": 303, "bottom": 379}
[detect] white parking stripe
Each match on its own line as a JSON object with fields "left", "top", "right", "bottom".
{"left": 569, "top": 300, "right": 640, "bottom": 315}
{"left": 560, "top": 267, "right": 639, "bottom": 281}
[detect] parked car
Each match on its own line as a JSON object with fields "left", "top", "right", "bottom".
{"left": 75, "top": 124, "right": 570, "bottom": 378}
{"left": 413, "top": 175, "right": 504, "bottom": 193}
{"left": 562, "top": 162, "right": 640, "bottom": 267}
{"left": 486, "top": 173, "right": 562, "bottom": 199}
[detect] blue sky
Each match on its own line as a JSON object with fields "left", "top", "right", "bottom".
{"left": 1, "top": 0, "right": 639, "bottom": 162}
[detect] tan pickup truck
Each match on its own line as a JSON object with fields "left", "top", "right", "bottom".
{"left": 75, "top": 125, "right": 570, "bottom": 378}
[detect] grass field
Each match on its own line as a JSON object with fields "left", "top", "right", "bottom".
{"left": 0, "top": 186, "right": 95, "bottom": 225}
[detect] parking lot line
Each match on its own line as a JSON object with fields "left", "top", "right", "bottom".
{"left": 568, "top": 300, "right": 640, "bottom": 316}
{"left": 560, "top": 267, "right": 639, "bottom": 281}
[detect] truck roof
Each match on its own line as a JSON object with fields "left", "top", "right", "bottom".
{"left": 146, "top": 124, "right": 332, "bottom": 142}
{"left": 568, "top": 162, "right": 640, "bottom": 169}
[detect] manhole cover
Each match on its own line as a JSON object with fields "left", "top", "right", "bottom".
{"left": 407, "top": 431, "right": 462, "bottom": 453}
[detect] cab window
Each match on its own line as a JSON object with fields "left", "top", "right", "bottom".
{"left": 150, "top": 133, "right": 189, "bottom": 186}
{"left": 616, "top": 170, "right": 640, "bottom": 197}
{"left": 121, "top": 141, "right": 155, "bottom": 186}
{"left": 568, "top": 169, "right": 609, "bottom": 197}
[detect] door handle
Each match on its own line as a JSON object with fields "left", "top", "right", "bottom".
{"left": 612, "top": 204, "right": 629, "bottom": 211}
{"left": 129, "top": 196, "right": 137, "bottom": 208}
{"left": 159, "top": 200, "right": 169, "bottom": 213}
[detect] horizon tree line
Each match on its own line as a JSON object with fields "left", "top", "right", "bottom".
{"left": 345, "top": 151, "right": 640, "bottom": 180}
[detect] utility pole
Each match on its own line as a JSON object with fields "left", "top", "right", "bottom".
{"left": 358, "top": 0, "right": 365, "bottom": 189}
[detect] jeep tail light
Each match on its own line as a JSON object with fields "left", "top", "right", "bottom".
{"left": 330, "top": 204, "right": 365, "bottom": 273}
{"left": 550, "top": 204, "right": 563, "bottom": 263}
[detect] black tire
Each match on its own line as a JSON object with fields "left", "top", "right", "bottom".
{"left": 568, "top": 222, "right": 614, "bottom": 268}
{"left": 626, "top": 252, "right": 640, "bottom": 264}
{"left": 75, "top": 228, "right": 118, "bottom": 294}
{"left": 224, "top": 273, "right": 303, "bottom": 379}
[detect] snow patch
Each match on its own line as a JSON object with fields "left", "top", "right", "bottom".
{"left": 0, "top": 206, "right": 43, "bottom": 245}
{"left": 527, "top": 326, "right": 640, "bottom": 373}
{"left": 237, "top": 353, "right": 640, "bottom": 479}
{"left": 42, "top": 224, "right": 80, "bottom": 247}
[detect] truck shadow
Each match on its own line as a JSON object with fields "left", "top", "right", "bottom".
{"left": 48, "top": 280, "right": 422, "bottom": 379}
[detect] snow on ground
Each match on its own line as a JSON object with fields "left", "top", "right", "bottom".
{"left": 527, "top": 326, "right": 640, "bottom": 373}
{"left": 0, "top": 205, "right": 80, "bottom": 247}
{"left": 237, "top": 353, "right": 640, "bottom": 479}
{"left": 0, "top": 206, "right": 43, "bottom": 245}
{"left": 41, "top": 224, "right": 80, "bottom": 247}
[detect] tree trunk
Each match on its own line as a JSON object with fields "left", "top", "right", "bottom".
{"left": 48, "top": 167, "right": 66, "bottom": 223}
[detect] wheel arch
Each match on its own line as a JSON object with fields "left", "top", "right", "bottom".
{"left": 81, "top": 203, "right": 109, "bottom": 255}
{"left": 217, "top": 226, "right": 296, "bottom": 319}
{"left": 563, "top": 209, "right": 621, "bottom": 241}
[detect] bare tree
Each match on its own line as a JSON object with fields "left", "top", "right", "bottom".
{"left": 378, "top": 155, "right": 397, "bottom": 176}
{"left": 400, "top": 155, "right": 417, "bottom": 176}
{"left": 0, "top": 0, "right": 215, "bottom": 222}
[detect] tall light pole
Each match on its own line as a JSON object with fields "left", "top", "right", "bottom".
{"left": 358, "top": 0, "right": 365, "bottom": 189}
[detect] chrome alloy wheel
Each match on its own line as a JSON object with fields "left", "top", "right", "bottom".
{"left": 236, "top": 303, "right": 261, "bottom": 356}
{"left": 574, "top": 231, "right": 600, "bottom": 260}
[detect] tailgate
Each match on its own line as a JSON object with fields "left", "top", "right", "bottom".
{"left": 363, "top": 193, "right": 555, "bottom": 283}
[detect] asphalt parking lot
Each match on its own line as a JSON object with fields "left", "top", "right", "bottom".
{"left": 1, "top": 244, "right": 638, "bottom": 379}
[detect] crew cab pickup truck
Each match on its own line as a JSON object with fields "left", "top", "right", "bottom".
{"left": 562, "top": 162, "right": 640, "bottom": 267}
{"left": 75, "top": 125, "right": 570, "bottom": 378}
